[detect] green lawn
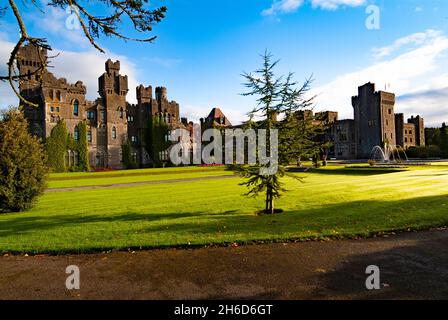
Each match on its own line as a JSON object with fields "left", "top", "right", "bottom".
{"left": 47, "top": 166, "right": 233, "bottom": 189}
{"left": 1, "top": 165, "right": 448, "bottom": 254}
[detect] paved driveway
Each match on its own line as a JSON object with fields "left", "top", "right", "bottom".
{"left": 1, "top": 229, "right": 447, "bottom": 300}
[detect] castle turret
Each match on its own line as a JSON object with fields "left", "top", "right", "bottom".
{"left": 137, "top": 85, "right": 153, "bottom": 105}
{"left": 155, "top": 87, "right": 167, "bottom": 101}
{"left": 408, "top": 115, "right": 425, "bottom": 146}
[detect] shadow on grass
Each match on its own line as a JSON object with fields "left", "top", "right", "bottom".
{"left": 311, "top": 234, "right": 448, "bottom": 299}
{"left": 1, "top": 195, "right": 447, "bottom": 248}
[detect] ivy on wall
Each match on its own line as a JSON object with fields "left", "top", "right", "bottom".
{"left": 145, "top": 115, "right": 171, "bottom": 167}
{"left": 75, "top": 121, "right": 89, "bottom": 172}
{"left": 46, "top": 120, "right": 90, "bottom": 172}
{"left": 122, "top": 140, "right": 138, "bottom": 169}
{"left": 46, "top": 121, "right": 68, "bottom": 173}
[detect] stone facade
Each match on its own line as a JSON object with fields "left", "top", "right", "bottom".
{"left": 18, "top": 43, "right": 183, "bottom": 170}
{"left": 327, "top": 82, "right": 425, "bottom": 160}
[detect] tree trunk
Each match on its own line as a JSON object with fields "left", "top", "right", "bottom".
{"left": 265, "top": 185, "right": 274, "bottom": 214}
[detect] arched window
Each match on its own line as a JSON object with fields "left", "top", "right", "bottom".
{"left": 119, "top": 107, "right": 124, "bottom": 119}
{"left": 112, "top": 127, "right": 117, "bottom": 140}
{"left": 73, "top": 100, "right": 79, "bottom": 116}
{"left": 74, "top": 127, "right": 79, "bottom": 141}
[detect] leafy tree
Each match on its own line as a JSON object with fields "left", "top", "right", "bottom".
{"left": 1, "top": 0, "right": 167, "bottom": 106}
{"left": 46, "top": 121, "right": 69, "bottom": 172}
{"left": 145, "top": 115, "right": 170, "bottom": 167}
{"left": 0, "top": 108, "right": 48, "bottom": 213}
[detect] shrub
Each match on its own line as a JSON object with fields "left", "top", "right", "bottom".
{"left": 0, "top": 108, "right": 48, "bottom": 213}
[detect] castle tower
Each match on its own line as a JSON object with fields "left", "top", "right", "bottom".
{"left": 352, "top": 82, "right": 396, "bottom": 158}
{"left": 97, "top": 59, "right": 129, "bottom": 169}
{"left": 155, "top": 87, "right": 167, "bottom": 101}
{"left": 408, "top": 115, "right": 425, "bottom": 146}
{"left": 137, "top": 85, "right": 153, "bottom": 105}
{"left": 16, "top": 44, "right": 48, "bottom": 100}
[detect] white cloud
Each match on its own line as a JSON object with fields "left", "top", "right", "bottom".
{"left": 262, "top": 0, "right": 365, "bottom": 16}
{"left": 312, "top": 30, "right": 448, "bottom": 127}
{"left": 262, "top": 0, "right": 304, "bottom": 16}
{"left": 372, "top": 29, "right": 441, "bottom": 59}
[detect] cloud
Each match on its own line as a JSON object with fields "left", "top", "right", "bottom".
{"left": 372, "top": 29, "right": 441, "bottom": 59}
{"left": 262, "top": 0, "right": 304, "bottom": 16}
{"left": 312, "top": 30, "right": 448, "bottom": 127}
{"left": 262, "top": 0, "right": 365, "bottom": 16}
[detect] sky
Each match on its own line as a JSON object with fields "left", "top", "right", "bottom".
{"left": 1, "top": 0, "right": 448, "bottom": 126}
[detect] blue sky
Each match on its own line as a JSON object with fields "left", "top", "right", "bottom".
{"left": 1, "top": 0, "right": 448, "bottom": 125}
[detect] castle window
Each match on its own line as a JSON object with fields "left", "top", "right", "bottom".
{"left": 101, "top": 110, "right": 106, "bottom": 122}
{"left": 119, "top": 108, "right": 124, "bottom": 119}
{"left": 87, "top": 111, "right": 95, "bottom": 120}
{"left": 56, "top": 107, "right": 60, "bottom": 113}
{"left": 50, "top": 106, "right": 54, "bottom": 113}
{"left": 74, "top": 127, "right": 79, "bottom": 141}
{"left": 131, "top": 135, "right": 137, "bottom": 143}
{"left": 87, "top": 130, "right": 92, "bottom": 143}
{"left": 127, "top": 115, "right": 134, "bottom": 123}
{"left": 131, "top": 152, "right": 138, "bottom": 163}
{"left": 388, "top": 109, "right": 392, "bottom": 115}
{"left": 405, "top": 138, "right": 408, "bottom": 143}
{"left": 112, "top": 127, "right": 117, "bottom": 140}
{"left": 56, "top": 91, "right": 61, "bottom": 101}
{"left": 73, "top": 100, "right": 79, "bottom": 116}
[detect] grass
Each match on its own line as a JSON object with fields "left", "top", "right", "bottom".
{"left": 47, "top": 166, "right": 233, "bottom": 189}
{"left": 1, "top": 164, "right": 448, "bottom": 254}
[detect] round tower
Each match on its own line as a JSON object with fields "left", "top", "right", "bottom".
{"left": 155, "top": 87, "right": 167, "bottom": 100}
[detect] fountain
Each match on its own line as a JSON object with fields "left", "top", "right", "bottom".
{"left": 369, "top": 143, "right": 409, "bottom": 166}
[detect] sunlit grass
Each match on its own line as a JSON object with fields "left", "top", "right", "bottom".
{"left": 1, "top": 165, "right": 448, "bottom": 254}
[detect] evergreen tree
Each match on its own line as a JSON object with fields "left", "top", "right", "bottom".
{"left": 0, "top": 108, "right": 48, "bottom": 213}
{"left": 233, "top": 52, "right": 321, "bottom": 214}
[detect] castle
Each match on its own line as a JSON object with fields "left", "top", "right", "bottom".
{"left": 309, "top": 82, "right": 425, "bottom": 160}
{"left": 17, "top": 43, "right": 189, "bottom": 170}
{"left": 17, "top": 44, "right": 425, "bottom": 168}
